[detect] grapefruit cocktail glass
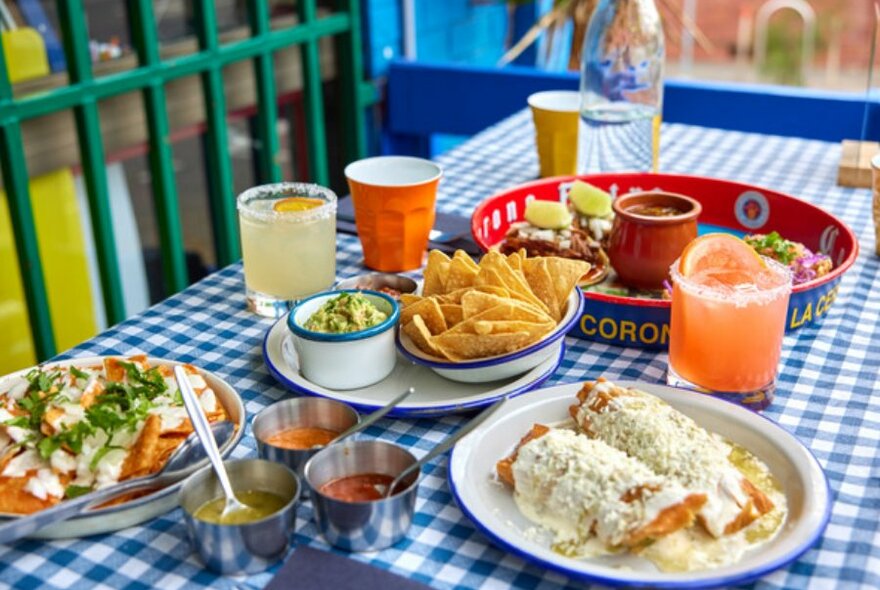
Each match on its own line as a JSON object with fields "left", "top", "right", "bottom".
{"left": 667, "top": 237, "right": 792, "bottom": 411}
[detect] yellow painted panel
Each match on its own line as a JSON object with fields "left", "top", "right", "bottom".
{"left": 1, "top": 28, "right": 49, "bottom": 83}
{"left": 0, "top": 169, "right": 97, "bottom": 374}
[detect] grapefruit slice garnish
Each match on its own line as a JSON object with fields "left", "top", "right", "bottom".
{"left": 273, "top": 197, "right": 324, "bottom": 213}
{"left": 679, "top": 233, "right": 765, "bottom": 277}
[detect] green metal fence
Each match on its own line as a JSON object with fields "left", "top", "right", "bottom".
{"left": 0, "top": 0, "right": 371, "bottom": 362}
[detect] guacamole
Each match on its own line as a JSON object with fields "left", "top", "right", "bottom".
{"left": 304, "top": 292, "right": 388, "bottom": 334}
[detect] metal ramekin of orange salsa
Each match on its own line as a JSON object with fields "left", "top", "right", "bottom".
{"left": 264, "top": 426, "right": 339, "bottom": 450}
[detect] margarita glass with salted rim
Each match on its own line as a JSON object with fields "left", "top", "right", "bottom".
{"left": 237, "top": 183, "right": 337, "bottom": 317}
{"left": 667, "top": 255, "right": 792, "bottom": 410}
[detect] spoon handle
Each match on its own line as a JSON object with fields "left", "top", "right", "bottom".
{"left": 174, "top": 366, "right": 238, "bottom": 503}
{"left": 333, "top": 387, "right": 415, "bottom": 444}
{"left": 386, "top": 396, "right": 507, "bottom": 497}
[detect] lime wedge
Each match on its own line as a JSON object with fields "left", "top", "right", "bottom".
{"left": 569, "top": 180, "right": 612, "bottom": 217}
{"left": 524, "top": 200, "right": 572, "bottom": 230}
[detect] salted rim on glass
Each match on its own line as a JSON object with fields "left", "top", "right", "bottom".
{"left": 237, "top": 182, "right": 337, "bottom": 223}
{"left": 669, "top": 255, "right": 793, "bottom": 306}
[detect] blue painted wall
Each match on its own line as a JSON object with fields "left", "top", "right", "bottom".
{"left": 363, "top": 0, "right": 513, "bottom": 79}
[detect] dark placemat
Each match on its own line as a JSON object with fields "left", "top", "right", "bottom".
{"left": 264, "top": 546, "right": 431, "bottom": 590}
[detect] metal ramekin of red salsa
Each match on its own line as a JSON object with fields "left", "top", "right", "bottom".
{"left": 318, "top": 473, "right": 397, "bottom": 502}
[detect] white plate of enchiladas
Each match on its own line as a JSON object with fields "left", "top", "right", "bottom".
{"left": 448, "top": 379, "right": 831, "bottom": 588}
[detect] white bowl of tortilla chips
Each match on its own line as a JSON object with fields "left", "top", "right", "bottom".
{"left": 396, "top": 250, "right": 587, "bottom": 383}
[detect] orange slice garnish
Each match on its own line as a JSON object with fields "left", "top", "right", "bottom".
{"left": 273, "top": 197, "right": 324, "bottom": 213}
{"left": 679, "top": 233, "right": 765, "bottom": 277}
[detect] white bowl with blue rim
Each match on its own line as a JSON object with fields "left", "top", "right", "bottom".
{"left": 287, "top": 290, "right": 400, "bottom": 390}
{"left": 396, "top": 288, "right": 583, "bottom": 383}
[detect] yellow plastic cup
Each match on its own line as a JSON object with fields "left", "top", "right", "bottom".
{"left": 528, "top": 91, "right": 581, "bottom": 178}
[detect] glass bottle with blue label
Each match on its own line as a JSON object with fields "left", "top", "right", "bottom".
{"left": 579, "top": 0, "right": 664, "bottom": 173}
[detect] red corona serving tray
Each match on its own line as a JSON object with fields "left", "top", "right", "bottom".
{"left": 471, "top": 173, "right": 858, "bottom": 350}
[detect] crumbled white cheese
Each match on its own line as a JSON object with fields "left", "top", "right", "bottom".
{"left": 110, "top": 423, "right": 143, "bottom": 449}
{"left": 512, "top": 429, "right": 691, "bottom": 548}
{"left": 50, "top": 448, "right": 77, "bottom": 473}
{"left": 150, "top": 405, "right": 189, "bottom": 432}
{"left": 199, "top": 389, "right": 217, "bottom": 413}
{"left": 2, "top": 449, "right": 47, "bottom": 478}
{"left": 94, "top": 448, "right": 127, "bottom": 489}
{"left": 47, "top": 401, "right": 85, "bottom": 431}
{"left": 575, "top": 381, "right": 752, "bottom": 537}
{"left": 188, "top": 374, "right": 207, "bottom": 390}
{"left": 6, "top": 379, "right": 28, "bottom": 401}
{"left": 0, "top": 407, "right": 31, "bottom": 443}
{"left": 24, "top": 468, "right": 64, "bottom": 500}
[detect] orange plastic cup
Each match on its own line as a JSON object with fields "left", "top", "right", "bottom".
{"left": 344, "top": 156, "right": 442, "bottom": 271}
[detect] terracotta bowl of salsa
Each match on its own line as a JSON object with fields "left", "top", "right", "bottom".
{"left": 304, "top": 440, "right": 418, "bottom": 552}
{"left": 607, "top": 191, "right": 702, "bottom": 290}
{"left": 253, "top": 397, "right": 360, "bottom": 485}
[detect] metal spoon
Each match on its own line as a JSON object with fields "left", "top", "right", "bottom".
{"left": 383, "top": 396, "right": 507, "bottom": 498}
{"left": 330, "top": 387, "right": 415, "bottom": 446}
{"left": 0, "top": 420, "right": 235, "bottom": 545}
{"left": 174, "top": 366, "right": 248, "bottom": 521}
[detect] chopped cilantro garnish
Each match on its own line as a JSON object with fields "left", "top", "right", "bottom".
{"left": 64, "top": 485, "right": 92, "bottom": 499}
{"left": 70, "top": 366, "right": 90, "bottom": 381}
{"left": 37, "top": 436, "right": 61, "bottom": 459}
{"left": 744, "top": 231, "right": 797, "bottom": 265}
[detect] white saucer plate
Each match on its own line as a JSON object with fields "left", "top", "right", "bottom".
{"left": 262, "top": 314, "right": 565, "bottom": 417}
{"left": 449, "top": 381, "right": 831, "bottom": 588}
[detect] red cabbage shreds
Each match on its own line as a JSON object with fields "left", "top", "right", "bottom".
{"left": 791, "top": 251, "right": 832, "bottom": 285}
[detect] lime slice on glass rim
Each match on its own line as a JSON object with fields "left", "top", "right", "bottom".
{"left": 569, "top": 180, "right": 612, "bottom": 217}
{"left": 524, "top": 200, "right": 573, "bottom": 230}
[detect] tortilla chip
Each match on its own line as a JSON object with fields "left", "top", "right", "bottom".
{"left": 400, "top": 293, "right": 423, "bottom": 307}
{"left": 476, "top": 253, "right": 550, "bottom": 315}
{"left": 0, "top": 476, "right": 61, "bottom": 514}
{"left": 422, "top": 250, "right": 451, "bottom": 296}
{"left": 103, "top": 358, "right": 125, "bottom": 382}
{"left": 453, "top": 249, "right": 480, "bottom": 272}
{"left": 545, "top": 256, "right": 590, "bottom": 314}
{"left": 434, "top": 331, "right": 535, "bottom": 361}
{"left": 439, "top": 304, "right": 464, "bottom": 327}
{"left": 120, "top": 414, "right": 162, "bottom": 481}
{"left": 401, "top": 297, "right": 448, "bottom": 335}
{"left": 470, "top": 320, "right": 555, "bottom": 340}
{"left": 522, "top": 258, "right": 561, "bottom": 321}
{"left": 446, "top": 256, "right": 479, "bottom": 291}
{"left": 404, "top": 316, "right": 445, "bottom": 358}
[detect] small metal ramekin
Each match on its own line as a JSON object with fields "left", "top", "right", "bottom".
{"left": 180, "top": 459, "right": 300, "bottom": 575}
{"left": 334, "top": 273, "right": 418, "bottom": 298}
{"left": 253, "top": 397, "right": 360, "bottom": 483}
{"left": 304, "top": 440, "right": 419, "bottom": 552}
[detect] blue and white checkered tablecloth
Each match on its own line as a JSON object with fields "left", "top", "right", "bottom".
{"left": 1, "top": 109, "right": 878, "bottom": 590}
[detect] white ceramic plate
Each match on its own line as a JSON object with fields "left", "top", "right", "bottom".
{"left": 263, "top": 314, "right": 565, "bottom": 417}
{"left": 449, "top": 381, "right": 831, "bottom": 588}
{"left": 0, "top": 356, "right": 245, "bottom": 539}
{"left": 396, "top": 289, "right": 583, "bottom": 383}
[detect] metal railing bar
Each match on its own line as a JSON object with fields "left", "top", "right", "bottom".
{"left": 247, "top": 0, "right": 282, "bottom": 183}
{"left": 128, "top": 0, "right": 188, "bottom": 294}
{"left": 194, "top": 0, "right": 238, "bottom": 266}
{"left": 0, "top": 13, "right": 352, "bottom": 123}
{"left": 297, "top": 0, "right": 329, "bottom": 185}
{"left": 56, "top": 0, "right": 126, "bottom": 325}
{"left": 335, "top": 0, "right": 368, "bottom": 163}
